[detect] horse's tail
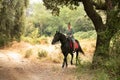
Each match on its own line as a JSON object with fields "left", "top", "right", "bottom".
{"left": 79, "top": 46, "right": 85, "bottom": 55}
{"left": 75, "top": 40, "right": 85, "bottom": 55}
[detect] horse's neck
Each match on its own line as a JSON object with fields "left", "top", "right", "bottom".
{"left": 59, "top": 34, "right": 67, "bottom": 45}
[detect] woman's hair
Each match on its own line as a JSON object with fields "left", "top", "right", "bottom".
{"left": 68, "top": 22, "right": 71, "bottom": 25}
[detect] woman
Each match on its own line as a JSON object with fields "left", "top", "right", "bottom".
{"left": 66, "top": 22, "right": 75, "bottom": 51}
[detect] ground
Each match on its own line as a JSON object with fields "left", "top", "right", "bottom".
{"left": 0, "top": 40, "right": 95, "bottom": 80}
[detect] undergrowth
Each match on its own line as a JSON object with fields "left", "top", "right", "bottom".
{"left": 76, "top": 55, "right": 120, "bottom": 80}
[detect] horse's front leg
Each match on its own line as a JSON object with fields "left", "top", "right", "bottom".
{"left": 62, "top": 53, "right": 68, "bottom": 68}
{"left": 70, "top": 52, "right": 73, "bottom": 65}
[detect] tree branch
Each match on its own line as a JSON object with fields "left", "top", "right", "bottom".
{"left": 91, "top": 1, "right": 107, "bottom": 10}
{"left": 81, "top": 0, "right": 105, "bottom": 32}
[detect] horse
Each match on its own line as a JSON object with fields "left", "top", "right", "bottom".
{"left": 52, "top": 31, "right": 84, "bottom": 68}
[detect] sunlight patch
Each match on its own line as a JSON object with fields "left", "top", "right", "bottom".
{"left": 7, "top": 52, "right": 22, "bottom": 61}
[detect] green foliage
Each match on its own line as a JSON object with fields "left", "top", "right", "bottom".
{"left": 108, "top": 31, "right": 120, "bottom": 80}
{"left": 74, "top": 30, "right": 97, "bottom": 39}
{"left": 105, "top": 57, "right": 120, "bottom": 78}
{"left": 21, "top": 36, "right": 35, "bottom": 44}
{"left": 43, "top": 0, "right": 80, "bottom": 15}
{"left": 0, "top": 0, "right": 29, "bottom": 47}
{"left": 110, "top": 31, "right": 120, "bottom": 55}
{"left": 93, "top": 70, "right": 109, "bottom": 80}
{"left": 24, "top": 3, "right": 94, "bottom": 37}
{"left": 76, "top": 63, "right": 93, "bottom": 80}
{"left": 21, "top": 35, "right": 48, "bottom": 44}
{"left": 0, "top": 35, "right": 9, "bottom": 47}
{"left": 92, "top": 55, "right": 120, "bottom": 80}
{"left": 74, "top": 16, "right": 94, "bottom": 32}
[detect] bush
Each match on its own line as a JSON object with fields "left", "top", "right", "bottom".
{"left": 0, "top": 38, "right": 5, "bottom": 47}
{"left": 38, "top": 50, "right": 47, "bottom": 58}
{"left": 0, "top": 35, "right": 10, "bottom": 47}
{"left": 24, "top": 49, "right": 33, "bottom": 58}
{"left": 108, "top": 31, "right": 120, "bottom": 79}
{"left": 21, "top": 35, "right": 48, "bottom": 44}
{"left": 74, "top": 30, "right": 97, "bottom": 39}
{"left": 21, "top": 36, "right": 34, "bottom": 44}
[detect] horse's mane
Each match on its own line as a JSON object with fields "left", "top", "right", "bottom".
{"left": 59, "top": 32, "right": 66, "bottom": 37}
{"left": 58, "top": 32, "right": 69, "bottom": 43}
{"left": 59, "top": 32, "right": 71, "bottom": 41}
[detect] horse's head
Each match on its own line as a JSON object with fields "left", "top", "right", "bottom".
{"left": 52, "top": 31, "right": 61, "bottom": 44}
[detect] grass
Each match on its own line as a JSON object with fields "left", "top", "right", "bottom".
{"left": 24, "top": 49, "right": 33, "bottom": 58}
{"left": 76, "top": 62, "right": 94, "bottom": 80}
{"left": 93, "top": 69, "right": 109, "bottom": 80}
{"left": 76, "top": 54, "right": 120, "bottom": 80}
{"left": 76, "top": 64, "right": 110, "bottom": 80}
{"left": 38, "top": 50, "right": 48, "bottom": 59}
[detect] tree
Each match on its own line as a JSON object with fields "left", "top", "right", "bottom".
{"left": 43, "top": 0, "right": 120, "bottom": 67}
{"left": 27, "top": 3, "right": 92, "bottom": 36}
{"left": 0, "top": 0, "right": 29, "bottom": 47}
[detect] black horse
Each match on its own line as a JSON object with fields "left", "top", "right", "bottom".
{"left": 52, "top": 31, "right": 84, "bottom": 68}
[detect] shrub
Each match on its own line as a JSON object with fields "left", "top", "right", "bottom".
{"left": 38, "top": 50, "right": 47, "bottom": 58}
{"left": 52, "top": 58, "right": 61, "bottom": 63}
{"left": 21, "top": 36, "right": 34, "bottom": 44}
{"left": 24, "top": 49, "right": 33, "bottom": 58}
{"left": 74, "top": 30, "right": 97, "bottom": 39}
{"left": 0, "top": 35, "right": 10, "bottom": 47}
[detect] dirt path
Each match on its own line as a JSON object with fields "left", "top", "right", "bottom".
{"left": 0, "top": 41, "right": 95, "bottom": 80}
{"left": 0, "top": 50, "right": 78, "bottom": 80}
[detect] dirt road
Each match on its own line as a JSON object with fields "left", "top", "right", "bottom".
{"left": 0, "top": 41, "right": 94, "bottom": 80}
{"left": 0, "top": 50, "right": 77, "bottom": 80}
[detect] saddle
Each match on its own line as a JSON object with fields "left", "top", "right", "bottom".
{"left": 69, "top": 39, "right": 79, "bottom": 50}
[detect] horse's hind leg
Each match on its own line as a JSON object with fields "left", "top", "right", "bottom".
{"left": 70, "top": 53, "right": 73, "bottom": 65}
{"left": 76, "top": 51, "right": 79, "bottom": 65}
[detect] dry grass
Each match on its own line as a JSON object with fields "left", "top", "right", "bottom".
{"left": 2, "top": 39, "right": 96, "bottom": 64}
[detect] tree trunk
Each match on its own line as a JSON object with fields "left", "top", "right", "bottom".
{"left": 92, "top": 30, "right": 112, "bottom": 68}
{"left": 81, "top": 0, "right": 114, "bottom": 68}
{"left": 95, "top": 32, "right": 110, "bottom": 56}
